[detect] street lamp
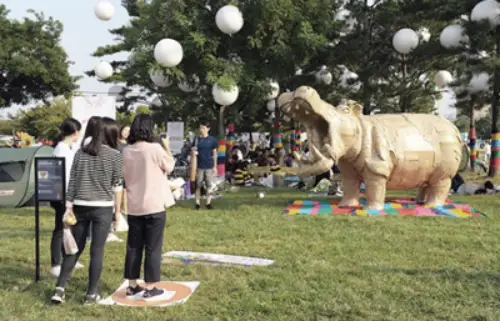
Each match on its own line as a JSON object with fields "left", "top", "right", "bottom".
{"left": 392, "top": 28, "right": 419, "bottom": 112}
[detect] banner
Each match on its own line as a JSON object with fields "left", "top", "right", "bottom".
{"left": 167, "top": 122, "right": 184, "bottom": 155}
{"left": 72, "top": 96, "right": 116, "bottom": 148}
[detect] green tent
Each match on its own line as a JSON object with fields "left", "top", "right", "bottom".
{"left": 0, "top": 146, "right": 54, "bottom": 208}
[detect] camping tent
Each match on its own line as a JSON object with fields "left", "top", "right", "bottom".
{"left": 0, "top": 146, "right": 54, "bottom": 207}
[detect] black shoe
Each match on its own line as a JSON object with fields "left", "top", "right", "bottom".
{"left": 84, "top": 293, "right": 101, "bottom": 305}
{"left": 143, "top": 287, "right": 164, "bottom": 300}
{"left": 206, "top": 204, "right": 213, "bottom": 210}
{"left": 126, "top": 285, "right": 145, "bottom": 297}
{"left": 51, "top": 287, "right": 65, "bottom": 304}
{"left": 195, "top": 204, "right": 200, "bottom": 210}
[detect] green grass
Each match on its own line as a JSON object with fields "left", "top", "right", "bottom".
{"left": 0, "top": 187, "right": 499, "bottom": 321}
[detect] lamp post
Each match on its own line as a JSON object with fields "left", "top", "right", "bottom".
{"left": 392, "top": 28, "right": 419, "bottom": 112}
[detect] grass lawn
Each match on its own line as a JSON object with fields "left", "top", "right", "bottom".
{"left": 0, "top": 185, "right": 499, "bottom": 321}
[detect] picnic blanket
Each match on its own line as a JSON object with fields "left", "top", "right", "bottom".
{"left": 283, "top": 198, "right": 486, "bottom": 217}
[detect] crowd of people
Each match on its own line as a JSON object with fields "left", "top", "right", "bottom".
{"left": 49, "top": 114, "right": 175, "bottom": 304}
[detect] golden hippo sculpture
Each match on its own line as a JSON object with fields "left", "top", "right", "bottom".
{"left": 277, "top": 86, "right": 463, "bottom": 210}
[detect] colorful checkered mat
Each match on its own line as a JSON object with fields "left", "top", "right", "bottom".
{"left": 283, "top": 198, "right": 486, "bottom": 217}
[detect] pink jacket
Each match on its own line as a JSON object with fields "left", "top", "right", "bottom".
{"left": 123, "top": 142, "right": 175, "bottom": 215}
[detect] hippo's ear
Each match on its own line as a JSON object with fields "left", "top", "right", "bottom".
{"left": 349, "top": 103, "right": 362, "bottom": 116}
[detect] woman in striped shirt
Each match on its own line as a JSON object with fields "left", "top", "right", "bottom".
{"left": 51, "top": 117, "right": 123, "bottom": 305}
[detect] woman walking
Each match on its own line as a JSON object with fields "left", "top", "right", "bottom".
{"left": 51, "top": 118, "right": 123, "bottom": 304}
{"left": 50, "top": 118, "right": 84, "bottom": 278}
{"left": 123, "top": 114, "right": 174, "bottom": 299}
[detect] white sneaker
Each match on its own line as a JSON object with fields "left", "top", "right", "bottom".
{"left": 74, "top": 261, "right": 84, "bottom": 269}
{"left": 50, "top": 265, "right": 61, "bottom": 278}
{"left": 106, "top": 233, "right": 123, "bottom": 243}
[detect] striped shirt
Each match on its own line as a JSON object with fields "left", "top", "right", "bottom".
{"left": 66, "top": 145, "right": 123, "bottom": 208}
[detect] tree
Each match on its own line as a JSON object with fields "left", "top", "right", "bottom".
{"left": 89, "top": 0, "right": 343, "bottom": 132}
{"left": 0, "top": 5, "right": 78, "bottom": 108}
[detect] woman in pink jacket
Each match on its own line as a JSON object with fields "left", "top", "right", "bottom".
{"left": 122, "top": 114, "right": 174, "bottom": 300}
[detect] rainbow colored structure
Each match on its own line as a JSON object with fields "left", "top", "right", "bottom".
{"left": 273, "top": 120, "right": 282, "bottom": 149}
{"left": 217, "top": 134, "right": 225, "bottom": 176}
{"left": 491, "top": 132, "right": 500, "bottom": 171}
{"left": 283, "top": 198, "right": 486, "bottom": 217}
{"left": 469, "top": 127, "right": 477, "bottom": 169}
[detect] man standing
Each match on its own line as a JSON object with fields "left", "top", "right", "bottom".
{"left": 192, "top": 121, "right": 218, "bottom": 210}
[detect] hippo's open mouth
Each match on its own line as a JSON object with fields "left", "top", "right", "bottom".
{"left": 281, "top": 97, "right": 335, "bottom": 176}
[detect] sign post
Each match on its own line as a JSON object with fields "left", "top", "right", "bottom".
{"left": 34, "top": 157, "right": 66, "bottom": 282}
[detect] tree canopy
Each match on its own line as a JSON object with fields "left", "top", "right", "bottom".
{"left": 0, "top": 5, "right": 78, "bottom": 108}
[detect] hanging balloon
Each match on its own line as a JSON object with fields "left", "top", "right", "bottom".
{"left": 417, "top": 27, "right": 431, "bottom": 42}
{"left": 468, "top": 72, "right": 490, "bottom": 93}
{"left": 471, "top": 0, "right": 500, "bottom": 26}
{"left": 94, "top": 61, "right": 113, "bottom": 80}
{"left": 392, "top": 28, "right": 419, "bottom": 54}
{"left": 266, "top": 100, "right": 276, "bottom": 112}
{"left": 315, "top": 70, "right": 332, "bottom": 85}
{"left": 149, "top": 70, "right": 172, "bottom": 88}
{"left": 439, "top": 24, "right": 467, "bottom": 49}
{"left": 94, "top": 1, "right": 115, "bottom": 21}
{"left": 266, "top": 81, "right": 280, "bottom": 100}
{"left": 215, "top": 5, "right": 244, "bottom": 35}
{"left": 212, "top": 83, "right": 239, "bottom": 106}
{"left": 178, "top": 75, "right": 200, "bottom": 92}
{"left": 152, "top": 97, "right": 162, "bottom": 107}
{"left": 434, "top": 71, "right": 453, "bottom": 88}
{"left": 154, "top": 39, "right": 183, "bottom": 67}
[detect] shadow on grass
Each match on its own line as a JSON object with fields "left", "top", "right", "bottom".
{"left": 370, "top": 267, "right": 500, "bottom": 286}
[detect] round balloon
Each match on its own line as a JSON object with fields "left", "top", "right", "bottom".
{"left": 434, "top": 71, "right": 453, "bottom": 88}
{"left": 94, "top": 61, "right": 113, "bottom": 80}
{"left": 149, "top": 70, "right": 172, "bottom": 88}
{"left": 392, "top": 28, "right": 419, "bottom": 54}
{"left": 95, "top": 1, "right": 115, "bottom": 21}
{"left": 215, "top": 5, "right": 244, "bottom": 35}
{"left": 266, "top": 100, "right": 276, "bottom": 112}
{"left": 266, "top": 81, "right": 280, "bottom": 100}
{"left": 471, "top": 0, "right": 500, "bottom": 26}
{"left": 440, "top": 24, "right": 467, "bottom": 49}
{"left": 178, "top": 75, "right": 199, "bottom": 92}
{"left": 469, "top": 72, "right": 490, "bottom": 93}
{"left": 212, "top": 83, "right": 239, "bottom": 106}
{"left": 418, "top": 27, "right": 431, "bottom": 42}
{"left": 154, "top": 39, "right": 183, "bottom": 67}
{"left": 152, "top": 97, "right": 162, "bottom": 107}
{"left": 315, "top": 70, "right": 332, "bottom": 85}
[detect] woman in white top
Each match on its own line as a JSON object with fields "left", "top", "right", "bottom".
{"left": 50, "top": 117, "right": 82, "bottom": 278}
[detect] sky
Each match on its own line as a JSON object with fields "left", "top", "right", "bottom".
{"left": 0, "top": 0, "right": 455, "bottom": 120}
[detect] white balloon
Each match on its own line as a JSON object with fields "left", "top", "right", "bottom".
{"left": 266, "top": 81, "right": 280, "bottom": 100}
{"left": 471, "top": 0, "right": 500, "bottom": 26}
{"left": 468, "top": 72, "right": 490, "bottom": 93}
{"left": 418, "top": 27, "right": 431, "bottom": 42}
{"left": 215, "top": 5, "right": 244, "bottom": 35}
{"left": 149, "top": 70, "right": 172, "bottom": 87}
{"left": 108, "top": 85, "right": 125, "bottom": 101}
{"left": 212, "top": 83, "right": 239, "bottom": 106}
{"left": 340, "top": 70, "right": 359, "bottom": 89}
{"left": 178, "top": 75, "right": 199, "bottom": 92}
{"left": 152, "top": 97, "right": 162, "bottom": 107}
{"left": 266, "top": 100, "right": 276, "bottom": 112}
{"left": 392, "top": 28, "right": 419, "bottom": 54}
{"left": 94, "top": 61, "right": 113, "bottom": 80}
{"left": 154, "top": 39, "right": 183, "bottom": 67}
{"left": 95, "top": 1, "right": 115, "bottom": 21}
{"left": 434, "top": 71, "right": 453, "bottom": 88}
{"left": 440, "top": 24, "right": 467, "bottom": 49}
{"left": 315, "top": 70, "right": 332, "bottom": 85}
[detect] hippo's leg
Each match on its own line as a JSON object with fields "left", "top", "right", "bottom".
{"left": 339, "top": 177, "right": 361, "bottom": 207}
{"left": 416, "top": 186, "right": 428, "bottom": 204}
{"left": 425, "top": 178, "right": 451, "bottom": 207}
{"left": 364, "top": 176, "right": 387, "bottom": 210}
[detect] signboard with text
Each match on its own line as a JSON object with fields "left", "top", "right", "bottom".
{"left": 35, "top": 158, "right": 65, "bottom": 202}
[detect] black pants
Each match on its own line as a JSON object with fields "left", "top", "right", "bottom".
{"left": 57, "top": 206, "right": 113, "bottom": 295}
{"left": 50, "top": 201, "right": 65, "bottom": 267}
{"left": 124, "top": 212, "right": 166, "bottom": 283}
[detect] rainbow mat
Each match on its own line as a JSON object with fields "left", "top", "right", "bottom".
{"left": 283, "top": 198, "right": 486, "bottom": 217}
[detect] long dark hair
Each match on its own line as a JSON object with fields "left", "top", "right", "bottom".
{"left": 81, "top": 116, "right": 103, "bottom": 156}
{"left": 53, "top": 117, "right": 81, "bottom": 147}
{"left": 102, "top": 117, "right": 120, "bottom": 149}
{"left": 127, "top": 114, "right": 155, "bottom": 144}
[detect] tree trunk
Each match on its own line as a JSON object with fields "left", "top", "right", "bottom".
{"left": 489, "top": 28, "right": 500, "bottom": 177}
{"left": 469, "top": 104, "right": 476, "bottom": 171}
